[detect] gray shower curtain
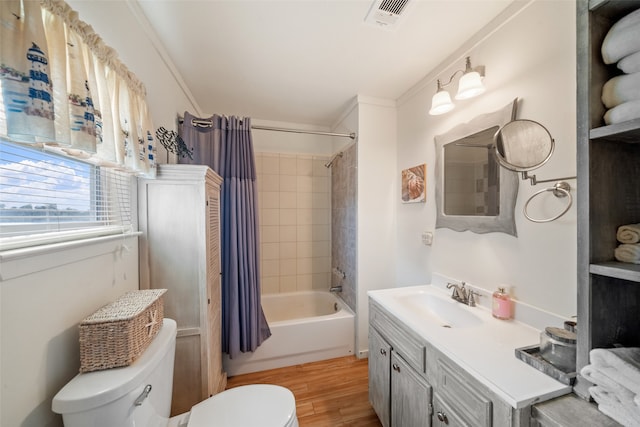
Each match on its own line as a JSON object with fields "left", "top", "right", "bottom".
{"left": 179, "top": 111, "right": 271, "bottom": 357}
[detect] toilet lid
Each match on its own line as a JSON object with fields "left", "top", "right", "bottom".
{"left": 188, "top": 384, "right": 297, "bottom": 427}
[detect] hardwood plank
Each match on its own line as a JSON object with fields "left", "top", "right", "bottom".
{"left": 226, "top": 356, "right": 383, "bottom": 427}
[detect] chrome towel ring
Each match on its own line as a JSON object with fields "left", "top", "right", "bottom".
{"left": 523, "top": 181, "right": 572, "bottom": 223}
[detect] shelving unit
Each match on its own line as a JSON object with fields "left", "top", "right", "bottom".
{"left": 575, "top": 0, "right": 640, "bottom": 400}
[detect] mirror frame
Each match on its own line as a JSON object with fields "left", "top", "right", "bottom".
{"left": 435, "top": 99, "right": 519, "bottom": 236}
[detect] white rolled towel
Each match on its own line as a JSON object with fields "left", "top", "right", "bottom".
{"left": 602, "top": 73, "right": 640, "bottom": 108}
{"left": 589, "top": 386, "right": 640, "bottom": 427}
{"left": 615, "top": 244, "right": 640, "bottom": 264}
{"left": 604, "top": 100, "right": 640, "bottom": 125}
{"left": 619, "top": 51, "right": 640, "bottom": 74}
{"left": 602, "top": 8, "right": 640, "bottom": 64}
{"left": 618, "top": 223, "right": 640, "bottom": 244}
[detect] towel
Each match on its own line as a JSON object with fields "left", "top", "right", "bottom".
{"left": 604, "top": 100, "right": 640, "bottom": 125}
{"left": 615, "top": 244, "right": 640, "bottom": 264}
{"left": 618, "top": 223, "right": 640, "bottom": 244}
{"left": 588, "top": 348, "right": 640, "bottom": 395}
{"left": 589, "top": 385, "right": 640, "bottom": 426}
{"left": 602, "top": 73, "right": 640, "bottom": 108}
{"left": 602, "top": 8, "right": 640, "bottom": 64}
{"left": 619, "top": 51, "right": 640, "bottom": 74}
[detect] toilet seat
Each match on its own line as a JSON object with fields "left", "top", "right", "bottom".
{"left": 187, "top": 384, "right": 298, "bottom": 427}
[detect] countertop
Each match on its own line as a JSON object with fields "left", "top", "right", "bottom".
{"left": 368, "top": 285, "right": 572, "bottom": 409}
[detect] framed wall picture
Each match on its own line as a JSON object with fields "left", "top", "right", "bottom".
{"left": 401, "top": 164, "right": 426, "bottom": 203}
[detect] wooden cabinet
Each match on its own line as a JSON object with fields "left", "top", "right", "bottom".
{"left": 138, "top": 164, "right": 227, "bottom": 416}
{"left": 369, "top": 299, "right": 531, "bottom": 427}
{"left": 575, "top": 0, "right": 640, "bottom": 399}
{"left": 369, "top": 303, "right": 432, "bottom": 427}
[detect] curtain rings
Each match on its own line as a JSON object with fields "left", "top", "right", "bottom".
{"left": 523, "top": 181, "right": 573, "bottom": 223}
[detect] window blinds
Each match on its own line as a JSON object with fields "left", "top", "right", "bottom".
{"left": 0, "top": 139, "right": 133, "bottom": 250}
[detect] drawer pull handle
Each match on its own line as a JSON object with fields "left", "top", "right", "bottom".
{"left": 392, "top": 363, "right": 400, "bottom": 372}
{"left": 436, "top": 411, "right": 449, "bottom": 424}
{"left": 380, "top": 348, "right": 387, "bottom": 356}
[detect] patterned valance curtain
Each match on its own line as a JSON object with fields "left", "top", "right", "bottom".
{"left": 0, "top": 0, "right": 156, "bottom": 177}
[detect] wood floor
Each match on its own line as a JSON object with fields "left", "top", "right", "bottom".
{"left": 226, "top": 356, "right": 383, "bottom": 427}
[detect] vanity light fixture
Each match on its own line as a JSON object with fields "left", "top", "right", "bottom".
{"left": 428, "top": 56, "right": 486, "bottom": 116}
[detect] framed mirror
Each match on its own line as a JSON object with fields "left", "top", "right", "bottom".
{"left": 494, "top": 119, "right": 555, "bottom": 172}
{"left": 435, "top": 99, "right": 519, "bottom": 236}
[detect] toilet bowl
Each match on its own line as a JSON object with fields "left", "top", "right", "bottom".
{"left": 52, "top": 318, "right": 298, "bottom": 427}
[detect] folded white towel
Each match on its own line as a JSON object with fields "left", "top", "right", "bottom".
{"left": 604, "top": 100, "right": 640, "bottom": 125}
{"left": 618, "top": 223, "right": 640, "bottom": 244}
{"left": 588, "top": 348, "right": 640, "bottom": 394}
{"left": 589, "top": 385, "right": 640, "bottom": 426}
{"left": 619, "top": 51, "right": 640, "bottom": 74}
{"left": 602, "top": 73, "right": 640, "bottom": 108}
{"left": 615, "top": 244, "right": 640, "bottom": 264}
{"left": 602, "top": 8, "right": 640, "bottom": 64}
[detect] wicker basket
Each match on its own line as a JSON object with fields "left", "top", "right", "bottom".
{"left": 79, "top": 289, "right": 167, "bottom": 373}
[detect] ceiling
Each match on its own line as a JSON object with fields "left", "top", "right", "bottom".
{"left": 130, "top": 1, "right": 514, "bottom": 127}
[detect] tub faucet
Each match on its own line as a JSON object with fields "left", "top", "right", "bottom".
{"left": 330, "top": 285, "right": 343, "bottom": 293}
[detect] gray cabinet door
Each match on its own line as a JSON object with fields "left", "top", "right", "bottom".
{"left": 369, "top": 327, "right": 391, "bottom": 427}
{"left": 391, "top": 352, "right": 432, "bottom": 427}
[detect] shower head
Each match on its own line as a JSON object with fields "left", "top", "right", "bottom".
{"left": 324, "top": 152, "right": 343, "bottom": 168}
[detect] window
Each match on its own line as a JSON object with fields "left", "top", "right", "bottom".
{"left": 0, "top": 139, "right": 134, "bottom": 251}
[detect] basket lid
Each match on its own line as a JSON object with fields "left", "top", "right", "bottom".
{"left": 52, "top": 318, "right": 176, "bottom": 415}
{"left": 81, "top": 289, "right": 167, "bottom": 324}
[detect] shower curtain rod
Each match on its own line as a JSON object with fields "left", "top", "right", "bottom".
{"left": 178, "top": 116, "right": 356, "bottom": 140}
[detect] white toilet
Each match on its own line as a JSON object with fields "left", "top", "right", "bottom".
{"left": 52, "top": 318, "right": 298, "bottom": 427}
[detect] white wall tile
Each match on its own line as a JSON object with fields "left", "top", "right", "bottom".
{"left": 280, "top": 258, "right": 297, "bottom": 276}
{"left": 262, "top": 242, "right": 280, "bottom": 260}
{"left": 262, "top": 191, "right": 279, "bottom": 209}
{"left": 280, "top": 225, "right": 297, "bottom": 242}
{"left": 279, "top": 192, "right": 297, "bottom": 209}
{"left": 280, "top": 276, "right": 297, "bottom": 293}
{"left": 280, "top": 175, "right": 297, "bottom": 192}
{"left": 297, "top": 176, "right": 313, "bottom": 193}
{"left": 279, "top": 155, "right": 297, "bottom": 175}
{"left": 262, "top": 154, "right": 280, "bottom": 174}
{"left": 297, "top": 157, "right": 313, "bottom": 177}
{"left": 262, "top": 209, "right": 280, "bottom": 226}
{"left": 279, "top": 209, "right": 297, "bottom": 226}
{"left": 262, "top": 174, "right": 279, "bottom": 192}
{"left": 279, "top": 242, "right": 297, "bottom": 259}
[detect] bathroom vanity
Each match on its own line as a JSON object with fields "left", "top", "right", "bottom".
{"left": 368, "top": 285, "right": 571, "bottom": 427}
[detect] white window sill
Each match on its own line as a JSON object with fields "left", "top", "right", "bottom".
{"left": 0, "top": 232, "right": 142, "bottom": 281}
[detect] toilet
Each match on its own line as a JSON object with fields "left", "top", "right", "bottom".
{"left": 52, "top": 318, "right": 298, "bottom": 427}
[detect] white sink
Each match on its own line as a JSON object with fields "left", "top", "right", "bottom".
{"left": 396, "top": 291, "right": 483, "bottom": 328}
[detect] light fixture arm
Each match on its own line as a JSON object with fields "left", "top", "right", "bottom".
{"left": 438, "top": 57, "right": 485, "bottom": 90}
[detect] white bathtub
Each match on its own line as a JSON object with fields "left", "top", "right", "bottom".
{"left": 223, "top": 291, "right": 355, "bottom": 376}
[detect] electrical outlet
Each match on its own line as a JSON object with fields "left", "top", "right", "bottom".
{"left": 421, "top": 231, "right": 433, "bottom": 246}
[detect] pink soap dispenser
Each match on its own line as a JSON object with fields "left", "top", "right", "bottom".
{"left": 492, "top": 287, "right": 513, "bottom": 320}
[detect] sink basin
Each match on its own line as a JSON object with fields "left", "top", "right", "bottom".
{"left": 397, "top": 291, "right": 483, "bottom": 328}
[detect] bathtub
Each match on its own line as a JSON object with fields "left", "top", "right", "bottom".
{"left": 222, "top": 291, "right": 355, "bottom": 376}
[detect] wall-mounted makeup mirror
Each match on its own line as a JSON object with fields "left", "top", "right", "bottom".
{"left": 493, "top": 118, "right": 576, "bottom": 223}
{"left": 435, "top": 99, "right": 519, "bottom": 236}
{"left": 494, "top": 119, "right": 555, "bottom": 172}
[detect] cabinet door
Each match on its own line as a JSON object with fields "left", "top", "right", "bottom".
{"left": 369, "top": 328, "right": 391, "bottom": 427}
{"left": 391, "top": 352, "right": 432, "bottom": 427}
{"left": 433, "top": 393, "right": 472, "bottom": 427}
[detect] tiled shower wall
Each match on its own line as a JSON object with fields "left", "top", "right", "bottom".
{"left": 255, "top": 153, "right": 332, "bottom": 294}
{"left": 331, "top": 142, "right": 357, "bottom": 311}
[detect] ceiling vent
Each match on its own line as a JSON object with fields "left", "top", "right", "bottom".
{"left": 364, "top": 0, "right": 413, "bottom": 29}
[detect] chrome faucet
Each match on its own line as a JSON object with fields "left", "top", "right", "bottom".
{"left": 330, "top": 285, "right": 343, "bottom": 293}
{"left": 446, "top": 282, "right": 478, "bottom": 307}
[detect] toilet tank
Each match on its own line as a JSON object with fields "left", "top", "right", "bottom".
{"left": 52, "top": 318, "right": 177, "bottom": 427}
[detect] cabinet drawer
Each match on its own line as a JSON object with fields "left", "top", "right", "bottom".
{"left": 437, "top": 358, "right": 492, "bottom": 427}
{"left": 370, "top": 300, "right": 426, "bottom": 374}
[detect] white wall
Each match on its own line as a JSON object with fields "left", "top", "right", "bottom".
{"left": 353, "top": 96, "right": 398, "bottom": 356}
{"left": 0, "top": 237, "right": 139, "bottom": 427}
{"left": 396, "top": 0, "right": 577, "bottom": 317}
